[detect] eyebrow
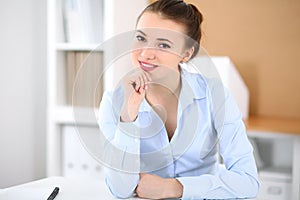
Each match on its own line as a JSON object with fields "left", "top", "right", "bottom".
{"left": 136, "top": 30, "right": 174, "bottom": 44}
{"left": 136, "top": 30, "right": 147, "bottom": 36}
{"left": 156, "top": 38, "right": 174, "bottom": 44}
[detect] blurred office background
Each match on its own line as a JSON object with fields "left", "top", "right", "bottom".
{"left": 0, "top": 0, "right": 47, "bottom": 188}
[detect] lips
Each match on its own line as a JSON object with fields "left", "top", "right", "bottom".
{"left": 139, "top": 61, "right": 158, "bottom": 72}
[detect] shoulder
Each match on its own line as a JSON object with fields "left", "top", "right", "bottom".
{"left": 181, "top": 62, "right": 233, "bottom": 109}
{"left": 180, "top": 66, "right": 208, "bottom": 93}
{"left": 181, "top": 65, "right": 225, "bottom": 100}
{"left": 102, "top": 86, "right": 124, "bottom": 102}
{"left": 100, "top": 86, "right": 124, "bottom": 115}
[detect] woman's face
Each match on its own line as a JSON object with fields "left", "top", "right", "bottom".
{"left": 131, "top": 12, "right": 192, "bottom": 80}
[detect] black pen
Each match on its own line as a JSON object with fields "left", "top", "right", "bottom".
{"left": 47, "top": 187, "right": 59, "bottom": 200}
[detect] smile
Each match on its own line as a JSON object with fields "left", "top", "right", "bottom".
{"left": 139, "top": 61, "right": 158, "bottom": 72}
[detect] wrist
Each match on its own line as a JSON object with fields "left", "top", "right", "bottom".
{"left": 163, "top": 178, "right": 183, "bottom": 198}
{"left": 120, "top": 114, "right": 137, "bottom": 122}
{"left": 120, "top": 107, "right": 138, "bottom": 122}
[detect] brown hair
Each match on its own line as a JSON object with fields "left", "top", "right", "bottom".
{"left": 137, "top": 0, "right": 203, "bottom": 59}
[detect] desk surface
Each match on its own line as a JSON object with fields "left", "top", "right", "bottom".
{"left": 0, "top": 177, "right": 251, "bottom": 200}
{"left": 0, "top": 176, "right": 141, "bottom": 200}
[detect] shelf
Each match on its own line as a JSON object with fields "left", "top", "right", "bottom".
{"left": 56, "top": 43, "right": 103, "bottom": 52}
{"left": 259, "top": 166, "right": 292, "bottom": 181}
{"left": 46, "top": 0, "right": 150, "bottom": 179}
{"left": 245, "top": 115, "right": 300, "bottom": 135}
{"left": 247, "top": 130, "right": 295, "bottom": 139}
{"left": 52, "top": 106, "right": 98, "bottom": 126}
{"left": 245, "top": 115, "right": 297, "bottom": 192}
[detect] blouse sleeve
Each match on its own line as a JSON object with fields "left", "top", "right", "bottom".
{"left": 177, "top": 86, "right": 260, "bottom": 199}
{"left": 98, "top": 91, "right": 140, "bottom": 198}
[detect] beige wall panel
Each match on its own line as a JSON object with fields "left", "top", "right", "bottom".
{"left": 149, "top": 0, "right": 300, "bottom": 119}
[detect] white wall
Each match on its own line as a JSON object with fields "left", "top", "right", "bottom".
{"left": 0, "top": 0, "right": 47, "bottom": 188}
{"left": 103, "top": 0, "right": 149, "bottom": 91}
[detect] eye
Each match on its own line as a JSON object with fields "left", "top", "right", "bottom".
{"left": 136, "top": 35, "right": 146, "bottom": 42}
{"left": 158, "top": 43, "right": 171, "bottom": 49}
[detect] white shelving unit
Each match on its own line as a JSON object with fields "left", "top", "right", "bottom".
{"left": 46, "top": 0, "right": 148, "bottom": 178}
{"left": 56, "top": 43, "right": 102, "bottom": 52}
{"left": 246, "top": 117, "right": 300, "bottom": 200}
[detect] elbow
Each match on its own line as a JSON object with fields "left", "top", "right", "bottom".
{"left": 229, "top": 173, "right": 260, "bottom": 198}
{"left": 103, "top": 166, "right": 139, "bottom": 198}
{"left": 243, "top": 176, "right": 260, "bottom": 198}
{"left": 105, "top": 177, "right": 137, "bottom": 199}
{"left": 109, "top": 187, "right": 135, "bottom": 199}
{"left": 249, "top": 178, "right": 260, "bottom": 198}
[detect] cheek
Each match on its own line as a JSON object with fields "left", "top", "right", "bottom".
{"left": 160, "top": 53, "right": 182, "bottom": 67}
{"left": 131, "top": 50, "right": 140, "bottom": 66}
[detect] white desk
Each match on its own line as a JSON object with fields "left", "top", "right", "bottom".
{"left": 0, "top": 176, "right": 141, "bottom": 200}
{"left": 0, "top": 176, "right": 258, "bottom": 200}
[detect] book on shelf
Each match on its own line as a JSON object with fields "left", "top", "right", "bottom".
{"left": 62, "top": 0, "right": 103, "bottom": 44}
{"left": 66, "top": 51, "right": 103, "bottom": 107}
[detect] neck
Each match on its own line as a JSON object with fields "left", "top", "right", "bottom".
{"left": 146, "top": 75, "right": 181, "bottom": 98}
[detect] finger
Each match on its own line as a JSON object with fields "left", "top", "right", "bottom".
{"left": 131, "top": 81, "right": 137, "bottom": 91}
{"left": 141, "top": 72, "right": 150, "bottom": 90}
{"left": 134, "top": 76, "right": 141, "bottom": 92}
{"left": 138, "top": 85, "right": 145, "bottom": 94}
{"left": 129, "top": 79, "right": 139, "bottom": 92}
{"left": 139, "top": 74, "right": 147, "bottom": 92}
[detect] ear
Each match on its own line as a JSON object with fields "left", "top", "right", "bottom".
{"left": 181, "top": 47, "right": 194, "bottom": 63}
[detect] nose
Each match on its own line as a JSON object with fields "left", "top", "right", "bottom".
{"left": 140, "top": 47, "right": 156, "bottom": 60}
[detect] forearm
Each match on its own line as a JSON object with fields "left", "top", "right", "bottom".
{"left": 177, "top": 168, "right": 259, "bottom": 199}
{"left": 99, "top": 91, "right": 142, "bottom": 198}
{"left": 102, "top": 130, "right": 140, "bottom": 198}
{"left": 120, "top": 103, "right": 139, "bottom": 122}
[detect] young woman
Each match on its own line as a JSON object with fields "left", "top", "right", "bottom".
{"left": 98, "top": 0, "right": 260, "bottom": 199}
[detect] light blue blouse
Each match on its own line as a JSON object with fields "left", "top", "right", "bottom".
{"left": 98, "top": 68, "right": 260, "bottom": 199}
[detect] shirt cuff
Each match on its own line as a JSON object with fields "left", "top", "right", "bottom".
{"left": 176, "top": 175, "right": 222, "bottom": 199}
